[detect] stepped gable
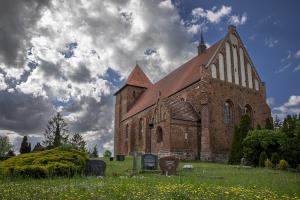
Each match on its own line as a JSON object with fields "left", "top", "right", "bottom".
{"left": 123, "top": 40, "right": 221, "bottom": 120}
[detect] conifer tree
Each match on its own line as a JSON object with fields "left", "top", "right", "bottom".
{"left": 92, "top": 145, "right": 98, "bottom": 158}
{"left": 229, "top": 114, "right": 251, "bottom": 164}
{"left": 43, "top": 112, "right": 69, "bottom": 148}
{"left": 71, "top": 133, "right": 87, "bottom": 151}
{"left": 20, "top": 136, "right": 31, "bottom": 154}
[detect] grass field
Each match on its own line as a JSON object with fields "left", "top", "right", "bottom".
{"left": 0, "top": 157, "right": 299, "bottom": 199}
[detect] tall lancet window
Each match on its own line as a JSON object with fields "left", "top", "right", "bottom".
{"left": 211, "top": 64, "right": 217, "bottom": 78}
{"left": 239, "top": 48, "right": 246, "bottom": 87}
{"left": 225, "top": 43, "right": 232, "bottom": 83}
{"left": 224, "top": 101, "right": 234, "bottom": 125}
{"left": 218, "top": 53, "right": 225, "bottom": 81}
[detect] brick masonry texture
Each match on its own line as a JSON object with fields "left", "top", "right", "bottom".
{"left": 114, "top": 26, "right": 271, "bottom": 162}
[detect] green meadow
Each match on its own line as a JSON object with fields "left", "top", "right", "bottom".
{"left": 0, "top": 157, "right": 299, "bottom": 200}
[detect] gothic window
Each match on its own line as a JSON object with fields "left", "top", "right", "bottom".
{"left": 239, "top": 48, "right": 246, "bottom": 87}
{"left": 163, "top": 112, "right": 167, "bottom": 120}
{"left": 244, "top": 104, "right": 253, "bottom": 127}
{"left": 225, "top": 42, "right": 232, "bottom": 83}
{"left": 156, "top": 126, "right": 163, "bottom": 143}
{"left": 218, "top": 53, "right": 225, "bottom": 81}
{"left": 224, "top": 100, "right": 234, "bottom": 125}
{"left": 247, "top": 63, "right": 253, "bottom": 89}
{"left": 154, "top": 109, "right": 157, "bottom": 123}
{"left": 139, "top": 118, "right": 144, "bottom": 140}
{"left": 211, "top": 64, "right": 217, "bottom": 78}
{"left": 133, "top": 91, "right": 136, "bottom": 98}
{"left": 125, "top": 124, "right": 129, "bottom": 139}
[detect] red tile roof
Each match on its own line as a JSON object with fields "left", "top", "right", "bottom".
{"left": 123, "top": 40, "right": 221, "bottom": 120}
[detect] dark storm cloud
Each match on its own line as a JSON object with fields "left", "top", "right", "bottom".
{"left": 39, "top": 59, "right": 62, "bottom": 78}
{"left": 0, "top": 91, "right": 55, "bottom": 134}
{"left": 0, "top": 0, "right": 50, "bottom": 67}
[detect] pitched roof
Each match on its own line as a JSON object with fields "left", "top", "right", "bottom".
{"left": 114, "top": 65, "right": 152, "bottom": 95}
{"left": 122, "top": 40, "right": 222, "bottom": 120}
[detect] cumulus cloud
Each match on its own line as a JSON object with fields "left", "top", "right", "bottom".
{"left": 192, "top": 5, "right": 232, "bottom": 24}
{"left": 0, "top": 0, "right": 199, "bottom": 154}
{"left": 273, "top": 95, "right": 300, "bottom": 119}
{"left": 228, "top": 13, "right": 247, "bottom": 26}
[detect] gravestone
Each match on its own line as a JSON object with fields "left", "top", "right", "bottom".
{"left": 110, "top": 157, "right": 114, "bottom": 161}
{"left": 85, "top": 160, "right": 106, "bottom": 176}
{"left": 159, "top": 156, "right": 179, "bottom": 176}
{"left": 116, "top": 155, "right": 125, "bottom": 161}
{"left": 129, "top": 148, "right": 143, "bottom": 176}
{"left": 141, "top": 154, "right": 158, "bottom": 170}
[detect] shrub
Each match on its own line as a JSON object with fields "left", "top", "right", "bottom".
{"left": 242, "top": 129, "right": 283, "bottom": 166}
{"left": 0, "top": 147, "right": 88, "bottom": 178}
{"left": 271, "top": 153, "right": 280, "bottom": 165}
{"left": 259, "top": 151, "right": 268, "bottom": 167}
{"left": 264, "top": 159, "right": 273, "bottom": 169}
{"left": 279, "top": 159, "right": 288, "bottom": 170}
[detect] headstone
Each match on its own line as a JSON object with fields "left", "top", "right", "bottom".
{"left": 159, "top": 156, "right": 179, "bottom": 176}
{"left": 110, "top": 157, "right": 114, "bottom": 161}
{"left": 85, "top": 160, "right": 106, "bottom": 176}
{"left": 116, "top": 155, "right": 125, "bottom": 161}
{"left": 141, "top": 154, "right": 158, "bottom": 170}
{"left": 182, "top": 164, "right": 193, "bottom": 171}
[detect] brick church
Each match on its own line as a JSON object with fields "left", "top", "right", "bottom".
{"left": 114, "top": 26, "right": 271, "bottom": 161}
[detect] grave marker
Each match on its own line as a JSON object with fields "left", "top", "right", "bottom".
{"left": 159, "top": 156, "right": 179, "bottom": 176}
{"left": 85, "top": 160, "right": 106, "bottom": 176}
{"left": 141, "top": 154, "right": 158, "bottom": 170}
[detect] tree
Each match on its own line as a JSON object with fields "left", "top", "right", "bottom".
{"left": 20, "top": 136, "right": 31, "bottom": 154}
{"left": 91, "top": 145, "right": 98, "bottom": 158}
{"left": 6, "top": 149, "right": 16, "bottom": 157}
{"left": 32, "top": 142, "right": 45, "bottom": 152}
{"left": 70, "top": 133, "right": 86, "bottom": 151}
{"left": 0, "top": 136, "right": 12, "bottom": 158}
{"left": 43, "top": 112, "right": 69, "bottom": 148}
{"left": 273, "top": 115, "right": 282, "bottom": 129}
{"left": 228, "top": 115, "right": 252, "bottom": 164}
{"left": 103, "top": 150, "right": 112, "bottom": 158}
{"left": 282, "top": 115, "right": 296, "bottom": 137}
{"left": 265, "top": 117, "right": 274, "bottom": 130}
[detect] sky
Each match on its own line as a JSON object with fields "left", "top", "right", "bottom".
{"left": 0, "top": 0, "right": 299, "bottom": 154}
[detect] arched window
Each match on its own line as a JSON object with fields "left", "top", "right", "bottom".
{"left": 125, "top": 124, "right": 129, "bottom": 139}
{"left": 139, "top": 118, "right": 144, "bottom": 140}
{"left": 154, "top": 109, "right": 158, "bottom": 123}
{"left": 224, "top": 100, "right": 234, "bottom": 125}
{"left": 244, "top": 104, "right": 253, "bottom": 125}
{"left": 218, "top": 53, "right": 225, "bottom": 81}
{"left": 211, "top": 64, "right": 217, "bottom": 78}
{"left": 157, "top": 126, "right": 163, "bottom": 143}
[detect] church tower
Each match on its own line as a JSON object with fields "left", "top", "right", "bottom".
{"left": 114, "top": 64, "right": 152, "bottom": 155}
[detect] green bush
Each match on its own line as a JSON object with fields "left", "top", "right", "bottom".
{"left": 0, "top": 147, "right": 88, "bottom": 178}
{"left": 271, "top": 153, "right": 280, "bottom": 165}
{"left": 242, "top": 129, "right": 284, "bottom": 166}
{"left": 279, "top": 159, "right": 288, "bottom": 170}
{"left": 264, "top": 159, "right": 273, "bottom": 169}
{"left": 259, "top": 151, "right": 268, "bottom": 167}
